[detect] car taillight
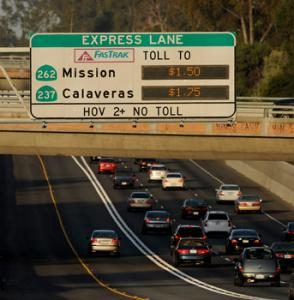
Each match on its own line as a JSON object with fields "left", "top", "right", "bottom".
{"left": 275, "top": 253, "right": 284, "bottom": 258}
{"left": 238, "top": 265, "right": 244, "bottom": 273}
{"left": 197, "top": 249, "right": 209, "bottom": 255}
{"left": 179, "top": 178, "right": 183, "bottom": 183}
{"left": 239, "top": 202, "right": 247, "bottom": 206}
{"left": 201, "top": 235, "right": 207, "bottom": 240}
{"left": 177, "top": 249, "right": 189, "bottom": 254}
{"left": 128, "top": 199, "right": 135, "bottom": 203}
{"left": 111, "top": 238, "right": 119, "bottom": 244}
{"left": 253, "top": 239, "right": 261, "bottom": 244}
{"left": 166, "top": 218, "right": 171, "bottom": 223}
{"left": 175, "top": 235, "right": 180, "bottom": 240}
{"left": 237, "top": 191, "right": 242, "bottom": 197}
{"left": 90, "top": 238, "right": 97, "bottom": 244}
{"left": 163, "top": 179, "right": 168, "bottom": 183}
{"left": 288, "top": 231, "right": 294, "bottom": 234}
{"left": 231, "top": 239, "right": 238, "bottom": 244}
{"left": 144, "top": 218, "right": 150, "bottom": 223}
{"left": 219, "top": 191, "right": 224, "bottom": 196}
{"left": 252, "top": 202, "right": 260, "bottom": 206}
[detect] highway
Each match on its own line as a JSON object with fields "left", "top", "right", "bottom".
{"left": 0, "top": 155, "right": 293, "bottom": 299}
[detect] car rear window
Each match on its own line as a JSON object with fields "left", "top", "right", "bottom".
{"left": 222, "top": 185, "right": 239, "bottom": 191}
{"left": 245, "top": 249, "right": 273, "bottom": 259}
{"left": 240, "top": 195, "right": 259, "bottom": 201}
{"left": 232, "top": 230, "right": 257, "bottom": 237}
{"left": 208, "top": 213, "right": 228, "bottom": 220}
{"left": 100, "top": 159, "right": 115, "bottom": 163}
{"left": 186, "top": 199, "right": 207, "bottom": 207}
{"left": 93, "top": 231, "right": 117, "bottom": 238}
{"left": 131, "top": 192, "right": 150, "bottom": 199}
{"left": 167, "top": 173, "right": 182, "bottom": 178}
{"left": 151, "top": 166, "right": 167, "bottom": 171}
{"left": 147, "top": 212, "right": 169, "bottom": 218}
{"left": 179, "top": 240, "right": 206, "bottom": 248}
{"left": 178, "top": 227, "right": 203, "bottom": 236}
{"left": 272, "top": 243, "right": 294, "bottom": 251}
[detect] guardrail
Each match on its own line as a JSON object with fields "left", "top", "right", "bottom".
{"left": 0, "top": 90, "right": 293, "bottom": 120}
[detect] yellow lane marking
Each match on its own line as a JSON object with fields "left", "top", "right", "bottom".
{"left": 37, "top": 155, "right": 148, "bottom": 300}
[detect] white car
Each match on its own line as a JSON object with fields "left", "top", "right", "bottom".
{"left": 202, "top": 210, "right": 233, "bottom": 236}
{"left": 162, "top": 172, "right": 186, "bottom": 190}
{"left": 148, "top": 164, "right": 168, "bottom": 181}
{"left": 215, "top": 184, "right": 241, "bottom": 203}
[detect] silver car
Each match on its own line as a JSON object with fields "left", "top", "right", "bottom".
{"left": 88, "top": 229, "right": 120, "bottom": 256}
{"left": 202, "top": 210, "right": 233, "bottom": 236}
{"left": 148, "top": 164, "right": 168, "bottom": 182}
{"left": 215, "top": 184, "right": 241, "bottom": 203}
{"left": 127, "top": 191, "right": 153, "bottom": 211}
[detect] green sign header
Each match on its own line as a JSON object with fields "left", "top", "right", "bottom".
{"left": 30, "top": 32, "right": 236, "bottom": 48}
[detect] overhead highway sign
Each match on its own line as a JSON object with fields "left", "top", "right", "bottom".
{"left": 30, "top": 32, "right": 236, "bottom": 121}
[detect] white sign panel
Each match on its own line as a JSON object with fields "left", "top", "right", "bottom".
{"left": 30, "top": 32, "right": 236, "bottom": 121}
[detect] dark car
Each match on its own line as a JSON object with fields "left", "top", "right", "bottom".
{"left": 283, "top": 222, "right": 294, "bottom": 241}
{"left": 226, "top": 229, "right": 263, "bottom": 254}
{"left": 181, "top": 198, "right": 209, "bottom": 219}
{"left": 272, "top": 98, "right": 294, "bottom": 118}
{"left": 138, "top": 158, "right": 158, "bottom": 172}
{"left": 113, "top": 168, "right": 137, "bottom": 189}
{"left": 142, "top": 210, "right": 172, "bottom": 234}
{"left": 234, "top": 247, "right": 281, "bottom": 287}
{"left": 171, "top": 238, "right": 212, "bottom": 267}
{"left": 271, "top": 241, "right": 294, "bottom": 272}
{"left": 170, "top": 225, "right": 207, "bottom": 252}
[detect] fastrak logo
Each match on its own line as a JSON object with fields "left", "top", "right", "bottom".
{"left": 74, "top": 48, "right": 134, "bottom": 63}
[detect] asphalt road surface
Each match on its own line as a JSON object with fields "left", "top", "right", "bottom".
{"left": 0, "top": 155, "right": 293, "bottom": 300}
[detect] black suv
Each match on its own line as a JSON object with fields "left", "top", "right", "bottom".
{"left": 272, "top": 98, "right": 294, "bottom": 118}
{"left": 113, "top": 168, "right": 137, "bottom": 189}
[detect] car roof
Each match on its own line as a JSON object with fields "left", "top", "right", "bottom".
{"left": 221, "top": 183, "right": 239, "bottom": 187}
{"left": 166, "top": 172, "right": 182, "bottom": 176}
{"left": 240, "top": 195, "right": 260, "bottom": 199}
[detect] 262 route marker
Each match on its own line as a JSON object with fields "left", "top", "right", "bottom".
{"left": 30, "top": 32, "right": 236, "bottom": 121}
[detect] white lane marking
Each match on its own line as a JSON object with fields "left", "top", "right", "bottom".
{"left": 189, "top": 160, "right": 286, "bottom": 228}
{"left": 72, "top": 156, "right": 277, "bottom": 300}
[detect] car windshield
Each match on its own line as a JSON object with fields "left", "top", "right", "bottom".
{"left": 178, "top": 227, "right": 203, "bottom": 236}
{"left": 179, "top": 239, "right": 206, "bottom": 249}
{"left": 186, "top": 199, "right": 207, "bottom": 207}
{"left": 222, "top": 185, "right": 239, "bottom": 191}
{"left": 93, "top": 230, "right": 117, "bottom": 238}
{"left": 272, "top": 243, "right": 294, "bottom": 251}
{"left": 245, "top": 248, "right": 273, "bottom": 259}
{"left": 131, "top": 192, "right": 150, "bottom": 199}
{"left": 232, "top": 230, "right": 257, "bottom": 237}
{"left": 208, "top": 213, "right": 228, "bottom": 220}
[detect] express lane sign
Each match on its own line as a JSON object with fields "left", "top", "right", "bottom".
{"left": 30, "top": 32, "right": 236, "bottom": 121}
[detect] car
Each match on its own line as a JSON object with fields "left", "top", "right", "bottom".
{"left": 272, "top": 98, "right": 294, "bottom": 118}
{"left": 162, "top": 172, "right": 186, "bottom": 190}
{"left": 87, "top": 229, "right": 120, "bottom": 256}
{"left": 170, "top": 225, "right": 207, "bottom": 252}
{"left": 171, "top": 238, "right": 212, "bottom": 267}
{"left": 97, "top": 158, "right": 117, "bottom": 174}
{"left": 148, "top": 164, "right": 168, "bottom": 182}
{"left": 181, "top": 198, "right": 209, "bottom": 219}
{"left": 289, "top": 272, "right": 294, "bottom": 300}
{"left": 226, "top": 229, "right": 263, "bottom": 254}
{"left": 113, "top": 168, "right": 137, "bottom": 189}
{"left": 283, "top": 222, "right": 294, "bottom": 241}
{"left": 142, "top": 210, "right": 172, "bottom": 234}
{"left": 271, "top": 241, "right": 294, "bottom": 272}
{"left": 215, "top": 184, "right": 241, "bottom": 203}
{"left": 202, "top": 210, "right": 233, "bottom": 236}
{"left": 138, "top": 158, "right": 158, "bottom": 172}
{"left": 233, "top": 247, "right": 281, "bottom": 287}
{"left": 90, "top": 155, "right": 101, "bottom": 163}
{"left": 127, "top": 191, "right": 153, "bottom": 211}
{"left": 235, "top": 194, "right": 262, "bottom": 214}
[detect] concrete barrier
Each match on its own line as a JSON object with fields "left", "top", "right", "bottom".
{"left": 225, "top": 161, "right": 294, "bottom": 207}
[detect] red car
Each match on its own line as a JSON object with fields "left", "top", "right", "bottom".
{"left": 97, "top": 158, "right": 117, "bottom": 174}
